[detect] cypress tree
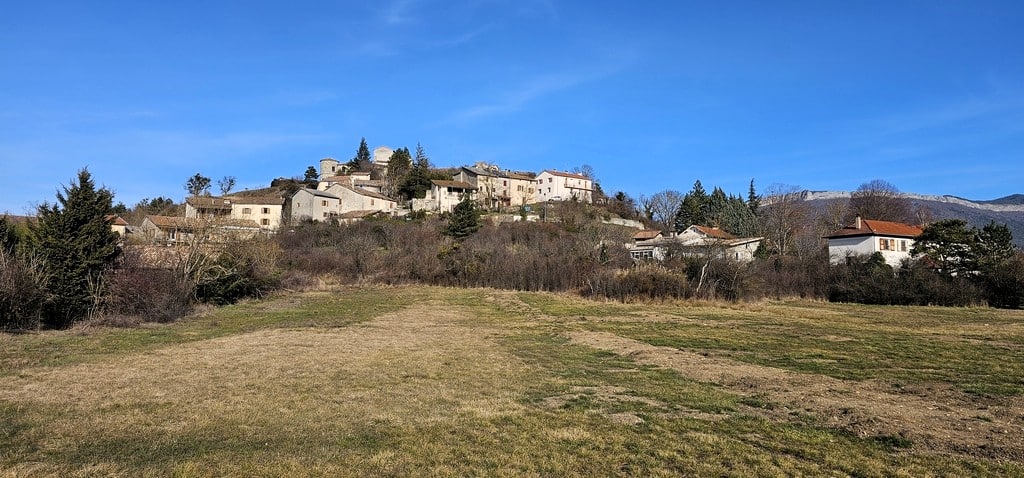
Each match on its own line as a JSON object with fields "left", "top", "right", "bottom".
{"left": 348, "top": 137, "right": 372, "bottom": 172}
{"left": 30, "top": 169, "right": 120, "bottom": 328}
{"left": 445, "top": 195, "right": 481, "bottom": 239}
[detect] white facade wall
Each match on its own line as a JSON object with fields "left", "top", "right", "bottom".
{"left": 507, "top": 177, "right": 536, "bottom": 206}
{"left": 726, "top": 242, "right": 760, "bottom": 263}
{"left": 290, "top": 189, "right": 341, "bottom": 224}
{"left": 231, "top": 203, "right": 283, "bottom": 230}
{"left": 535, "top": 171, "right": 593, "bottom": 203}
{"left": 326, "top": 184, "right": 397, "bottom": 215}
{"left": 828, "top": 236, "right": 915, "bottom": 267}
{"left": 428, "top": 184, "right": 470, "bottom": 213}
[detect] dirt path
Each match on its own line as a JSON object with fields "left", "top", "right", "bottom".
{"left": 568, "top": 330, "right": 1024, "bottom": 460}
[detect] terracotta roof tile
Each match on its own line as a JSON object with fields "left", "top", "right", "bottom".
{"left": 693, "top": 225, "right": 736, "bottom": 239}
{"left": 632, "top": 230, "right": 663, "bottom": 240}
{"left": 826, "top": 219, "right": 923, "bottom": 239}
{"left": 541, "top": 170, "right": 590, "bottom": 181}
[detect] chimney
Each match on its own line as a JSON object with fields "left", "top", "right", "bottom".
{"left": 854, "top": 215, "right": 862, "bottom": 229}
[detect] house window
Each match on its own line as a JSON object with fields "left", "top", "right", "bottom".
{"left": 321, "top": 200, "right": 328, "bottom": 207}
{"left": 261, "top": 207, "right": 270, "bottom": 214}
{"left": 261, "top": 218, "right": 270, "bottom": 226}
{"left": 370, "top": 199, "right": 375, "bottom": 206}
{"left": 323, "top": 212, "right": 328, "bottom": 218}
{"left": 548, "top": 178, "right": 553, "bottom": 183}
{"left": 879, "top": 239, "right": 897, "bottom": 251}
{"left": 242, "top": 208, "right": 251, "bottom": 214}
{"left": 900, "top": 240, "right": 908, "bottom": 252}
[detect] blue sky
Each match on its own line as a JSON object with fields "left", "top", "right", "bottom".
{"left": 2, "top": 1, "right": 1023, "bottom": 214}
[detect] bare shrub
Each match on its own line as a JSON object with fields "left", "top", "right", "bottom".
{"left": 583, "top": 264, "right": 691, "bottom": 301}
{"left": 0, "top": 249, "right": 47, "bottom": 330}
{"left": 441, "top": 222, "right": 612, "bottom": 291}
{"left": 747, "top": 252, "right": 830, "bottom": 300}
{"left": 103, "top": 247, "right": 192, "bottom": 323}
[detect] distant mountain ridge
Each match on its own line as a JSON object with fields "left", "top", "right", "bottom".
{"left": 798, "top": 191, "right": 1024, "bottom": 248}
{"left": 800, "top": 191, "right": 1024, "bottom": 213}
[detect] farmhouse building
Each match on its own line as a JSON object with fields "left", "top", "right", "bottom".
{"left": 290, "top": 188, "right": 341, "bottom": 224}
{"left": 534, "top": 170, "right": 593, "bottom": 204}
{"left": 825, "top": 216, "right": 923, "bottom": 267}
{"left": 629, "top": 226, "right": 762, "bottom": 263}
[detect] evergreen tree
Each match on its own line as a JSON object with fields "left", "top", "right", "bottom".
{"left": 399, "top": 143, "right": 434, "bottom": 199}
{"left": 303, "top": 166, "right": 319, "bottom": 185}
{"left": 445, "top": 194, "right": 481, "bottom": 239}
{"left": 673, "top": 180, "right": 709, "bottom": 232}
{"left": 30, "top": 169, "right": 120, "bottom": 328}
{"left": 974, "top": 222, "right": 1015, "bottom": 274}
{"left": 347, "top": 137, "right": 372, "bottom": 172}
{"left": 0, "top": 215, "right": 18, "bottom": 254}
{"left": 384, "top": 147, "right": 412, "bottom": 198}
{"left": 747, "top": 179, "right": 760, "bottom": 216}
{"left": 414, "top": 142, "right": 430, "bottom": 169}
{"left": 719, "top": 195, "right": 757, "bottom": 237}
{"left": 911, "top": 219, "right": 976, "bottom": 276}
{"left": 707, "top": 187, "right": 728, "bottom": 226}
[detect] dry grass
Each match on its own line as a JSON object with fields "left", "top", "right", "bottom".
{"left": 2, "top": 286, "right": 1023, "bottom": 476}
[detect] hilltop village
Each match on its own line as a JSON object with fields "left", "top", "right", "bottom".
{"left": 138, "top": 145, "right": 597, "bottom": 244}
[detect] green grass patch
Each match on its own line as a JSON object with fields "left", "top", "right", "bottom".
{"left": 0, "top": 287, "right": 412, "bottom": 377}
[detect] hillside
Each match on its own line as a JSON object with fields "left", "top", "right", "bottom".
{"left": 801, "top": 191, "right": 1024, "bottom": 248}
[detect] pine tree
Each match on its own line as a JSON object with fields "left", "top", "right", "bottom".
{"left": 673, "top": 180, "right": 710, "bottom": 232}
{"left": 707, "top": 187, "right": 728, "bottom": 226}
{"left": 302, "top": 166, "right": 320, "bottom": 187}
{"left": 0, "top": 215, "right": 18, "bottom": 254}
{"left": 399, "top": 143, "right": 434, "bottom": 199}
{"left": 30, "top": 169, "right": 120, "bottom": 328}
{"left": 347, "top": 137, "right": 372, "bottom": 172}
{"left": 747, "top": 179, "right": 760, "bottom": 216}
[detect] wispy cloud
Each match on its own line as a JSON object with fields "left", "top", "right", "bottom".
{"left": 873, "top": 94, "right": 1024, "bottom": 136}
{"left": 429, "top": 25, "right": 490, "bottom": 49}
{"left": 382, "top": 0, "right": 419, "bottom": 25}
{"left": 444, "top": 62, "right": 626, "bottom": 124}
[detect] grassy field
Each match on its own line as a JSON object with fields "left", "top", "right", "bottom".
{"left": 2, "top": 286, "right": 1023, "bottom": 476}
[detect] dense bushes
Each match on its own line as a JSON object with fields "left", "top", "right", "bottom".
{"left": 274, "top": 218, "right": 1020, "bottom": 309}
{"left": 103, "top": 248, "right": 192, "bottom": 324}
{"left": 0, "top": 249, "right": 47, "bottom": 330}
{"left": 6, "top": 210, "right": 1022, "bottom": 331}
{"left": 827, "top": 253, "right": 983, "bottom": 307}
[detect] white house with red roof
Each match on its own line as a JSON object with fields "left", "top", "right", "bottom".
{"left": 629, "top": 226, "right": 762, "bottom": 262}
{"left": 825, "top": 216, "right": 924, "bottom": 267}
{"left": 535, "top": 170, "right": 593, "bottom": 203}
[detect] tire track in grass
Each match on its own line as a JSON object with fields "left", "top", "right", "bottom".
{"left": 568, "top": 330, "right": 1024, "bottom": 460}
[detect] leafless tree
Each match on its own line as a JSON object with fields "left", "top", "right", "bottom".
{"left": 217, "top": 176, "right": 236, "bottom": 196}
{"left": 647, "top": 190, "right": 684, "bottom": 230}
{"left": 849, "top": 179, "right": 914, "bottom": 223}
{"left": 760, "top": 184, "right": 810, "bottom": 256}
